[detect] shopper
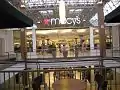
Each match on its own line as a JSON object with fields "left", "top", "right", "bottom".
{"left": 95, "top": 72, "right": 104, "bottom": 90}
{"left": 75, "top": 45, "right": 79, "bottom": 57}
{"left": 51, "top": 43, "right": 56, "bottom": 58}
{"left": 81, "top": 40, "right": 86, "bottom": 52}
{"left": 62, "top": 45, "right": 68, "bottom": 58}
{"left": 81, "top": 66, "right": 87, "bottom": 81}
{"left": 32, "top": 74, "right": 43, "bottom": 90}
{"left": 102, "top": 80, "right": 108, "bottom": 90}
{"left": 85, "top": 66, "right": 91, "bottom": 83}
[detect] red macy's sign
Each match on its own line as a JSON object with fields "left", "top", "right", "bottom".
{"left": 42, "top": 16, "right": 81, "bottom": 26}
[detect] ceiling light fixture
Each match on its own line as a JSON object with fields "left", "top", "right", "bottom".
{"left": 77, "top": 29, "right": 86, "bottom": 33}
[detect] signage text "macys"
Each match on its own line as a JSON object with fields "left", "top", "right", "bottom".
{"left": 43, "top": 16, "right": 81, "bottom": 26}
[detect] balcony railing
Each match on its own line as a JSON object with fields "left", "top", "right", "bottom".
{"left": 1, "top": 47, "right": 120, "bottom": 61}
{"left": 0, "top": 66, "right": 120, "bottom": 90}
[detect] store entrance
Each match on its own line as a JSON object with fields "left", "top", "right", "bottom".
{"left": 35, "top": 29, "right": 90, "bottom": 53}
{"left": 13, "top": 28, "right": 112, "bottom": 57}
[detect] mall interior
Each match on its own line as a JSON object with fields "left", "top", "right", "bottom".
{"left": 1, "top": 0, "right": 120, "bottom": 90}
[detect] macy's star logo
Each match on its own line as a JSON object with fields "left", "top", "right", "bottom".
{"left": 43, "top": 19, "right": 50, "bottom": 25}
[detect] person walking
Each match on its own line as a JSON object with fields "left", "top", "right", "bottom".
{"left": 32, "top": 74, "right": 43, "bottom": 90}
{"left": 95, "top": 71, "right": 104, "bottom": 90}
{"left": 51, "top": 43, "right": 56, "bottom": 58}
{"left": 75, "top": 45, "right": 79, "bottom": 57}
{"left": 62, "top": 45, "right": 68, "bottom": 58}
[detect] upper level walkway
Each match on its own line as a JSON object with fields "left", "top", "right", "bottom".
{"left": 0, "top": 57, "right": 120, "bottom": 70}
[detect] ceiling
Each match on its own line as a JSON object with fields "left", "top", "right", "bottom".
{"left": 0, "top": 0, "right": 33, "bottom": 29}
{"left": 7, "top": 0, "right": 120, "bottom": 28}
{"left": 7, "top": 0, "right": 109, "bottom": 28}
{"left": 105, "top": 5, "right": 120, "bottom": 23}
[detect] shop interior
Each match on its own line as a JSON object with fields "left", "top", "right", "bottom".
{"left": 13, "top": 28, "right": 112, "bottom": 52}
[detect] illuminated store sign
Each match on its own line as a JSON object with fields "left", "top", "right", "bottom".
{"left": 43, "top": 16, "right": 81, "bottom": 26}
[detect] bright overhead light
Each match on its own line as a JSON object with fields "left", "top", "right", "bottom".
{"left": 60, "top": 29, "right": 72, "bottom": 33}
{"left": 95, "top": 29, "right": 99, "bottom": 33}
{"left": 91, "top": 65, "right": 94, "bottom": 68}
{"left": 26, "top": 31, "right": 32, "bottom": 35}
{"left": 83, "top": 19, "right": 86, "bottom": 22}
{"left": 37, "top": 21, "right": 40, "bottom": 23}
{"left": 36, "top": 30, "right": 58, "bottom": 35}
{"left": 26, "top": 27, "right": 32, "bottom": 29}
{"left": 77, "top": 29, "right": 86, "bottom": 33}
{"left": 37, "top": 31, "right": 49, "bottom": 34}
{"left": 20, "top": 5, "right": 25, "bottom": 8}
{"left": 97, "top": 0, "right": 103, "bottom": 4}
{"left": 39, "top": 11, "right": 47, "bottom": 14}
{"left": 27, "top": 30, "right": 58, "bottom": 35}
{"left": 69, "top": 9, "right": 74, "bottom": 12}
{"left": 75, "top": 9, "right": 82, "bottom": 12}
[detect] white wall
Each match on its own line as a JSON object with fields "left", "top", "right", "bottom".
{"left": 0, "top": 30, "right": 14, "bottom": 55}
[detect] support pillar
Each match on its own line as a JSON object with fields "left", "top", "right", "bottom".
{"left": 32, "top": 27, "right": 37, "bottom": 52}
{"left": 20, "top": 28, "right": 28, "bottom": 90}
{"left": 97, "top": 2, "right": 106, "bottom": 65}
{"left": 112, "top": 26, "right": 120, "bottom": 49}
{"left": 112, "top": 26, "right": 120, "bottom": 56}
{"left": 20, "top": 28, "right": 27, "bottom": 60}
{"left": 29, "top": 24, "right": 38, "bottom": 58}
{"left": 97, "top": 1, "right": 106, "bottom": 76}
{"left": 91, "top": 65, "right": 95, "bottom": 90}
{"left": 89, "top": 27, "right": 94, "bottom": 54}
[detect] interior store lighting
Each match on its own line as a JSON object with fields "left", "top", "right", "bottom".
{"left": 26, "top": 29, "right": 88, "bottom": 35}
{"left": 14, "top": 43, "right": 20, "bottom": 45}
{"left": 91, "top": 65, "right": 94, "bottom": 68}
{"left": 36, "top": 31, "right": 52, "bottom": 35}
{"left": 37, "top": 21, "right": 40, "bottom": 23}
{"left": 59, "top": 0, "right": 66, "bottom": 24}
{"left": 69, "top": 9, "right": 74, "bottom": 12}
{"left": 97, "top": 0, "right": 103, "bottom": 4}
{"left": 60, "top": 29, "right": 72, "bottom": 33}
{"left": 95, "top": 29, "right": 99, "bottom": 33}
{"left": 26, "top": 32, "right": 32, "bottom": 35}
{"left": 20, "top": 5, "right": 25, "bottom": 8}
{"left": 83, "top": 19, "right": 86, "bottom": 22}
{"left": 77, "top": 29, "right": 86, "bottom": 33}
{"left": 27, "top": 30, "right": 58, "bottom": 35}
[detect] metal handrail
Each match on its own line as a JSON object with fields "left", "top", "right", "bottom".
{"left": 0, "top": 66, "right": 120, "bottom": 72}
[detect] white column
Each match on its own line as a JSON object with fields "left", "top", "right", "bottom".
{"left": 91, "top": 65, "right": 95, "bottom": 90}
{"left": 112, "top": 25, "right": 120, "bottom": 57}
{"left": 32, "top": 27, "right": 36, "bottom": 52}
{"left": 89, "top": 27, "right": 95, "bottom": 56}
{"left": 90, "top": 27, "right": 94, "bottom": 50}
{"left": 29, "top": 24, "right": 38, "bottom": 58}
{"left": 59, "top": 0, "right": 66, "bottom": 24}
{"left": 112, "top": 26, "right": 120, "bottom": 49}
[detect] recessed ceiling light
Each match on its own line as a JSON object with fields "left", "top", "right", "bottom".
{"left": 20, "top": 5, "right": 25, "bottom": 8}
{"left": 37, "top": 21, "right": 40, "bottom": 23}
{"left": 83, "top": 19, "right": 86, "bottom": 21}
